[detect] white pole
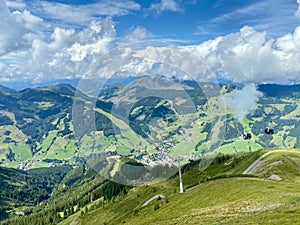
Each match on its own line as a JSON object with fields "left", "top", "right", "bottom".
{"left": 178, "top": 160, "right": 184, "bottom": 193}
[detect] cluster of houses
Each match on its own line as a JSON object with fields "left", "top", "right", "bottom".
{"left": 17, "top": 158, "right": 70, "bottom": 170}
{"left": 138, "top": 140, "right": 178, "bottom": 167}
{"left": 18, "top": 161, "right": 31, "bottom": 170}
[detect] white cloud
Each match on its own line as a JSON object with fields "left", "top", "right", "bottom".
{"left": 274, "top": 26, "right": 300, "bottom": 77}
{"left": 150, "top": 0, "right": 183, "bottom": 13}
{"left": 13, "top": 10, "right": 44, "bottom": 31}
{"left": 0, "top": 0, "right": 145, "bottom": 83}
{"left": 223, "top": 83, "right": 263, "bottom": 120}
{"left": 5, "top": 0, "right": 26, "bottom": 10}
{"left": 112, "top": 25, "right": 300, "bottom": 85}
{"left": 208, "top": 0, "right": 299, "bottom": 36}
{"left": 194, "top": 26, "right": 219, "bottom": 36}
{"left": 296, "top": 0, "right": 300, "bottom": 18}
{"left": 31, "top": 0, "right": 141, "bottom": 25}
{"left": 123, "top": 27, "right": 154, "bottom": 42}
{"left": 0, "top": 1, "right": 27, "bottom": 55}
{"left": 4, "top": 23, "right": 300, "bottom": 85}
{"left": 1, "top": 0, "right": 300, "bottom": 86}
{"left": 68, "top": 38, "right": 113, "bottom": 62}
{"left": 0, "top": 16, "right": 116, "bottom": 82}
{"left": 83, "top": 44, "right": 215, "bottom": 84}
{"left": 51, "top": 28, "right": 76, "bottom": 50}
{"left": 190, "top": 25, "right": 300, "bottom": 84}
{"left": 0, "top": 1, "right": 122, "bottom": 83}
{"left": 27, "top": 18, "right": 115, "bottom": 77}
{"left": 0, "top": 62, "right": 6, "bottom": 72}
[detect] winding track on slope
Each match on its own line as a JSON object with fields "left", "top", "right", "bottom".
{"left": 242, "top": 149, "right": 300, "bottom": 175}
{"left": 142, "top": 194, "right": 165, "bottom": 207}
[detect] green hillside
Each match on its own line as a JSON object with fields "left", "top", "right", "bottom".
{"left": 57, "top": 149, "right": 300, "bottom": 225}
{"left": 1, "top": 149, "right": 299, "bottom": 225}
{"left": 0, "top": 165, "right": 72, "bottom": 221}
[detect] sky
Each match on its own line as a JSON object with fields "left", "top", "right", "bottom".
{"left": 1, "top": 0, "right": 300, "bottom": 88}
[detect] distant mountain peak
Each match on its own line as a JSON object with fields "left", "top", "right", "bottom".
{"left": 0, "top": 84, "right": 16, "bottom": 94}
{"left": 258, "top": 83, "right": 300, "bottom": 98}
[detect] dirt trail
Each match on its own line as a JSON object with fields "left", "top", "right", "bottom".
{"left": 142, "top": 194, "right": 165, "bottom": 207}
{"left": 242, "top": 150, "right": 300, "bottom": 175}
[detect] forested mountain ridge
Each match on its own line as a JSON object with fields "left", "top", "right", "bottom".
{"left": 0, "top": 163, "right": 131, "bottom": 224}
{"left": 0, "top": 81, "right": 300, "bottom": 169}
{"left": 0, "top": 165, "right": 72, "bottom": 221}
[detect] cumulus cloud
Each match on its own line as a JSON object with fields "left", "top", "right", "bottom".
{"left": 82, "top": 43, "right": 215, "bottom": 89}
{"left": 13, "top": 9, "right": 44, "bottom": 31}
{"left": 223, "top": 83, "right": 263, "bottom": 120}
{"left": 190, "top": 25, "right": 300, "bottom": 84}
{"left": 107, "top": 25, "right": 300, "bottom": 85}
{"left": 27, "top": 18, "right": 116, "bottom": 79}
{"left": 0, "top": 16, "right": 116, "bottom": 83}
{"left": 0, "top": 1, "right": 117, "bottom": 83}
{"left": 111, "top": 25, "right": 300, "bottom": 85}
{"left": 150, "top": 0, "right": 183, "bottom": 13}
{"left": 2, "top": 0, "right": 300, "bottom": 87}
{"left": 0, "top": 1, "right": 27, "bottom": 55}
{"left": 133, "top": 45, "right": 214, "bottom": 81}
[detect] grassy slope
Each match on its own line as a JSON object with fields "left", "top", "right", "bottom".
{"left": 116, "top": 178, "right": 300, "bottom": 225}
{"left": 58, "top": 149, "right": 300, "bottom": 225}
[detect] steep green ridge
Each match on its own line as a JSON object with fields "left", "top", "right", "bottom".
{"left": 58, "top": 149, "right": 300, "bottom": 225}
{"left": 0, "top": 165, "right": 72, "bottom": 221}
{"left": 0, "top": 163, "right": 131, "bottom": 224}
{"left": 1, "top": 149, "right": 299, "bottom": 225}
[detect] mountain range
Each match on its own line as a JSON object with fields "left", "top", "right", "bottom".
{"left": 1, "top": 79, "right": 300, "bottom": 224}
{"left": 0, "top": 80, "right": 300, "bottom": 171}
